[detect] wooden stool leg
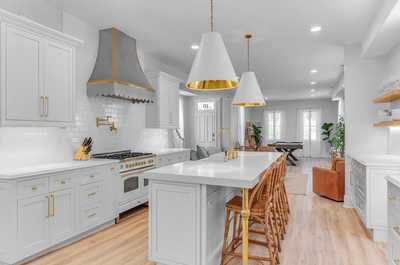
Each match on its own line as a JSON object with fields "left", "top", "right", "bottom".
{"left": 231, "top": 212, "right": 238, "bottom": 252}
{"left": 220, "top": 208, "right": 231, "bottom": 265}
{"left": 265, "top": 213, "right": 278, "bottom": 265}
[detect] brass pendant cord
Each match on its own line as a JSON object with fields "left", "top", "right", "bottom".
{"left": 210, "top": 0, "right": 214, "bottom": 32}
{"left": 246, "top": 34, "right": 252, "bottom": 71}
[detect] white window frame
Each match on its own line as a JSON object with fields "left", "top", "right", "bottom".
{"left": 265, "top": 110, "right": 284, "bottom": 143}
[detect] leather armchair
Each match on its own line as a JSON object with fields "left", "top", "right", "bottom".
{"left": 312, "top": 158, "right": 345, "bottom": 201}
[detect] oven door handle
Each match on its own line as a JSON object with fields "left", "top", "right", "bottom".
{"left": 120, "top": 166, "right": 155, "bottom": 178}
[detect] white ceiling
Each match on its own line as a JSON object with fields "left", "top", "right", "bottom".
{"left": 48, "top": 0, "right": 381, "bottom": 100}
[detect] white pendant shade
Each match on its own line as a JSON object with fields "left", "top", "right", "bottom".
{"left": 186, "top": 32, "right": 238, "bottom": 90}
{"left": 232, "top": 71, "right": 266, "bottom": 107}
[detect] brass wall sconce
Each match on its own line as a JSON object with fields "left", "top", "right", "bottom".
{"left": 96, "top": 116, "right": 118, "bottom": 132}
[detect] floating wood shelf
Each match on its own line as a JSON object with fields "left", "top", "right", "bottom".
{"left": 373, "top": 89, "right": 400, "bottom": 103}
{"left": 373, "top": 120, "right": 400, "bottom": 127}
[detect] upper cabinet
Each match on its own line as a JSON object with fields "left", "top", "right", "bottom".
{"left": 146, "top": 72, "right": 181, "bottom": 129}
{"left": 0, "top": 9, "right": 82, "bottom": 127}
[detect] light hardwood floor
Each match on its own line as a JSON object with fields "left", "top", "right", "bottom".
{"left": 27, "top": 159, "right": 387, "bottom": 265}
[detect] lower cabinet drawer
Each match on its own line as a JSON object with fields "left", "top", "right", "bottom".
{"left": 79, "top": 170, "right": 103, "bottom": 185}
{"left": 50, "top": 175, "right": 73, "bottom": 191}
{"left": 18, "top": 178, "right": 49, "bottom": 198}
{"left": 80, "top": 204, "right": 104, "bottom": 230}
{"left": 79, "top": 182, "right": 103, "bottom": 205}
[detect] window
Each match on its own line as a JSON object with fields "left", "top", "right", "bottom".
{"left": 238, "top": 107, "right": 245, "bottom": 146}
{"left": 303, "top": 110, "right": 318, "bottom": 141}
{"left": 266, "top": 111, "right": 283, "bottom": 141}
{"left": 197, "top": 102, "right": 215, "bottom": 111}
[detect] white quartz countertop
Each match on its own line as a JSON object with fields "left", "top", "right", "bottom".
{"left": 0, "top": 159, "right": 119, "bottom": 180}
{"left": 386, "top": 175, "right": 400, "bottom": 188}
{"left": 349, "top": 153, "right": 400, "bottom": 167}
{"left": 143, "top": 151, "right": 281, "bottom": 188}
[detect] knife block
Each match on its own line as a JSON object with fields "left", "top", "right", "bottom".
{"left": 74, "top": 145, "right": 89, "bottom": 161}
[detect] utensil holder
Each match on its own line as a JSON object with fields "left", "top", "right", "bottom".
{"left": 74, "top": 145, "right": 89, "bottom": 161}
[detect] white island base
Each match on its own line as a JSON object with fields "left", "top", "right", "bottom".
{"left": 145, "top": 152, "right": 281, "bottom": 265}
{"left": 149, "top": 181, "right": 237, "bottom": 265}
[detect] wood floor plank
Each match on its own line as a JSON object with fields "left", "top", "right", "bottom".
{"left": 26, "top": 159, "right": 387, "bottom": 265}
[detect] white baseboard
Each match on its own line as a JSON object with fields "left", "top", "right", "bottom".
{"left": 343, "top": 194, "right": 354, "bottom": 208}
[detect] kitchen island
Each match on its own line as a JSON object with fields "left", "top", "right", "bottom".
{"left": 143, "top": 151, "right": 281, "bottom": 265}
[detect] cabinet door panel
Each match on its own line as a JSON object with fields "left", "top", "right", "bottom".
{"left": 158, "top": 73, "right": 179, "bottom": 128}
{"left": 50, "top": 189, "right": 75, "bottom": 243}
{"left": 44, "top": 41, "right": 74, "bottom": 122}
{"left": 369, "top": 170, "right": 388, "bottom": 228}
{"left": 4, "top": 25, "right": 42, "bottom": 121}
{"left": 18, "top": 195, "right": 49, "bottom": 255}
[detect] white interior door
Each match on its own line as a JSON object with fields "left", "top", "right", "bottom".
{"left": 298, "top": 109, "right": 321, "bottom": 158}
{"left": 195, "top": 101, "right": 217, "bottom": 147}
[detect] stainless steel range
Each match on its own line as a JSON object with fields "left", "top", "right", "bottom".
{"left": 92, "top": 150, "right": 156, "bottom": 215}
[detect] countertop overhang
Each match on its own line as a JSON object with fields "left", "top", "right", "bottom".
{"left": 143, "top": 151, "right": 281, "bottom": 188}
{"left": 0, "top": 159, "right": 119, "bottom": 180}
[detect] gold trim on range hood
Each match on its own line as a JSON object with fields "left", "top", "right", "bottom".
{"left": 87, "top": 27, "right": 154, "bottom": 103}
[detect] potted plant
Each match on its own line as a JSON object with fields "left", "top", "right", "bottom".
{"left": 251, "top": 123, "right": 263, "bottom": 150}
{"left": 331, "top": 117, "right": 345, "bottom": 157}
{"left": 321, "top": 122, "right": 334, "bottom": 151}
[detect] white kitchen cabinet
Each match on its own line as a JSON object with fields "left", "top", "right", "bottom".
{"left": 50, "top": 189, "right": 75, "bottom": 243}
{"left": 43, "top": 41, "right": 74, "bottom": 123}
{"left": 2, "top": 24, "right": 42, "bottom": 122}
{"left": 146, "top": 71, "right": 181, "bottom": 129}
{"left": 349, "top": 155, "right": 400, "bottom": 242}
{"left": 386, "top": 178, "right": 400, "bottom": 265}
{"left": 0, "top": 163, "right": 118, "bottom": 265}
{"left": 0, "top": 9, "right": 82, "bottom": 127}
{"left": 17, "top": 195, "right": 49, "bottom": 256}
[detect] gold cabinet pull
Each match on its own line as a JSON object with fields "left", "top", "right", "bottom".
{"left": 60, "top": 180, "right": 66, "bottom": 185}
{"left": 31, "top": 186, "right": 38, "bottom": 191}
{"left": 88, "top": 192, "right": 97, "bottom": 197}
{"left": 48, "top": 194, "right": 55, "bottom": 217}
{"left": 44, "top": 96, "right": 49, "bottom": 117}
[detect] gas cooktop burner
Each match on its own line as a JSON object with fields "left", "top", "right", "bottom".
{"left": 92, "top": 150, "right": 154, "bottom": 160}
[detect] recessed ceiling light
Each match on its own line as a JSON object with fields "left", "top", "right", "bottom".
{"left": 310, "top": 25, "right": 322, "bottom": 33}
{"left": 310, "top": 81, "right": 317, "bottom": 85}
{"left": 310, "top": 69, "right": 318, "bottom": 74}
{"left": 310, "top": 89, "right": 316, "bottom": 93}
{"left": 191, "top": 44, "right": 200, "bottom": 50}
{"left": 264, "top": 97, "right": 268, "bottom": 100}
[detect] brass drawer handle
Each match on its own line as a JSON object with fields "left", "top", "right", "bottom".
{"left": 88, "top": 192, "right": 97, "bottom": 197}
{"left": 46, "top": 194, "right": 55, "bottom": 218}
{"left": 31, "top": 186, "right": 38, "bottom": 191}
{"left": 60, "top": 180, "right": 66, "bottom": 185}
{"left": 90, "top": 175, "right": 95, "bottom": 178}
{"left": 88, "top": 213, "right": 97, "bottom": 218}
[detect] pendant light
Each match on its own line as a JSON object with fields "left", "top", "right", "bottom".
{"left": 186, "top": 0, "right": 238, "bottom": 90}
{"left": 232, "top": 34, "right": 266, "bottom": 107}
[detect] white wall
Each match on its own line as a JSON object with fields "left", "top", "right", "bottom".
{"left": 0, "top": 3, "right": 187, "bottom": 156}
{"left": 344, "top": 45, "right": 388, "bottom": 156}
{"left": 247, "top": 99, "right": 338, "bottom": 158}
{"left": 382, "top": 43, "right": 400, "bottom": 155}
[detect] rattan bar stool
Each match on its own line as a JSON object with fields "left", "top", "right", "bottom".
{"left": 220, "top": 164, "right": 279, "bottom": 265}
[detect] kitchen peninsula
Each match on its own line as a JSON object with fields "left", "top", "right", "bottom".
{"left": 143, "top": 151, "right": 281, "bottom": 265}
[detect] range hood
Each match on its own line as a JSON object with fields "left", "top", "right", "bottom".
{"left": 87, "top": 28, "right": 154, "bottom": 103}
